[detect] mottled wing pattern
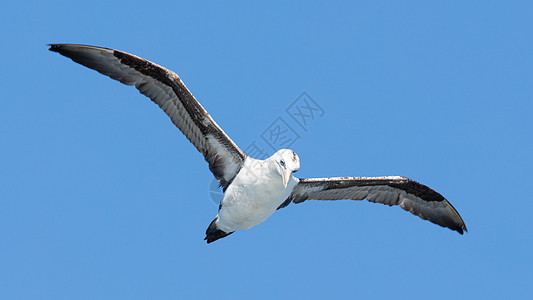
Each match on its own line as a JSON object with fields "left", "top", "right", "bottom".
{"left": 49, "top": 44, "right": 246, "bottom": 188}
{"left": 285, "top": 176, "right": 467, "bottom": 234}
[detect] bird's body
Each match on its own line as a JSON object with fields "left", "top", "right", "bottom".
{"left": 216, "top": 153, "right": 299, "bottom": 233}
{"left": 49, "top": 44, "right": 467, "bottom": 243}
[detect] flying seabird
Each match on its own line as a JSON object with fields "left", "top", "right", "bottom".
{"left": 49, "top": 44, "right": 467, "bottom": 243}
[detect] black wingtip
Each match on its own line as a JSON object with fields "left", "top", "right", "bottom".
{"left": 454, "top": 223, "right": 467, "bottom": 235}
{"left": 461, "top": 223, "right": 468, "bottom": 234}
{"left": 48, "top": 44, "right": 61, "bottom": 52}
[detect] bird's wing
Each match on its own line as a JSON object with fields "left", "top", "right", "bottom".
{"left": 283, "top": 176, "right": 467, "bottom": 234}
{"left": 49, "top": 44, "right": 246, "bottom": 188}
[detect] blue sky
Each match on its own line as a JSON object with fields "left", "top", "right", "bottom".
{"left": 1, "top": 1, "right": 532, "bottom": 299}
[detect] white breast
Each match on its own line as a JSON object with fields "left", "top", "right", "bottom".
{"left": 216, "top": 157, "right": 298, "bottom": 232}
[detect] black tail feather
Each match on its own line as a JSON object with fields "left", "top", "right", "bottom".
{"left": 205, "top": 217, "right": 234, "bottom": 244}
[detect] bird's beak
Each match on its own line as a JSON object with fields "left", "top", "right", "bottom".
{"left": 282, "top": 168, "right": 291, "bottom": 188}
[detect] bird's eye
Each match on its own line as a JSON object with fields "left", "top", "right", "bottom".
{"left": 280, "top": 159, "right": 286, "bottom": 167}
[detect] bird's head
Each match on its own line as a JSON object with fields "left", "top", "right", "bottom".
{"left": 272, "top": 149, "right": 300, "bottom": 187}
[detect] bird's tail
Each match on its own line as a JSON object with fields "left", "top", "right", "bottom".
{"left": 205, "top": 217, "right": 234, "bottom": 244}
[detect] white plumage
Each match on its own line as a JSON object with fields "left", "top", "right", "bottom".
{"left": 216, "top": 150, "right": 300, "bottom": 233}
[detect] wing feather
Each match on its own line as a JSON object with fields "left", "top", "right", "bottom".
{"left": 49, "top": 44, "right": 245, "bottom": 188}
{"left": 286, "top": 176, "right": 467, "bottom": 234}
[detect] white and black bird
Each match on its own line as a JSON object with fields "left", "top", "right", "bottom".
{"left": 49, "top": 44, "right": 467, "bottom": 243}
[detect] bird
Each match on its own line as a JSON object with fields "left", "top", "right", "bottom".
{"left": 49, "top": 44, "right": 467, "bottom": 243}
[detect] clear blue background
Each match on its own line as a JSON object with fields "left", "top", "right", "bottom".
{"left": 1, "top": 1, "right": 532, "bottom": 299}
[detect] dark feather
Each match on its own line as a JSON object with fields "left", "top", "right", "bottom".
{"left": 49, "top": 44, "right": 246, "bottom": 188}
{"left": 286, "top": 176, "right": 467, "bottom": 234}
